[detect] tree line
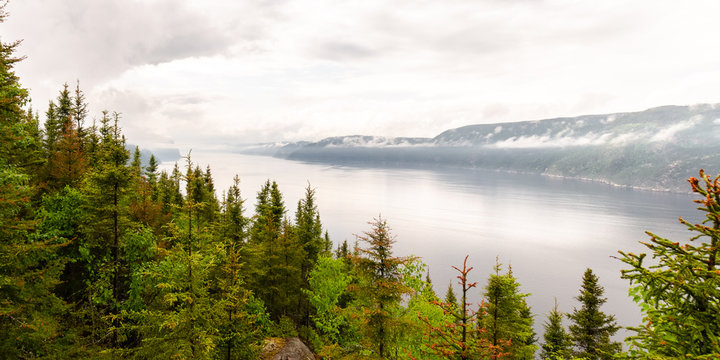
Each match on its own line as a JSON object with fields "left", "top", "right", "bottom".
{"left": 2, "top": 4, "right": 720, "bottom": 359}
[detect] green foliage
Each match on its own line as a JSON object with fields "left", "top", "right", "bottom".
{"left": 479, "top": 259, "right": 537, "bottom": 359}
{"left": 0, "top": 8, "right": 68, "bottom": 356}
{"left": 9, "top": 4, "right": 720, "bottom": 355}
{"left": 444, "top": 282, "right": 458, "bottom": 311}
{"left": 305, "top": 256, "right": 351, "bottom": 343}
{"left": 416, "top": 255, "right": 499, "bottom": 359}
{"left": 567, "top": 268, "right": 620, "bottom": 360}
{"left": 144, "top": 154, "right": 159, "bottom": 185}
{"left": 351, "top": 217, "right": 414, "bottom": 358}
{"left": 541, "top": 299, "right": 572, "bottom": 360}
{"left": 618, "top": 169, "right": 720, "bottom": 359}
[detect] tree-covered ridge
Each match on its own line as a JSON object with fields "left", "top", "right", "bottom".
{"left": 244, "top": 105, "right": 720, "bottom": 192}
{"left": 2, "top": 5, "right": 720, "bottom": 359}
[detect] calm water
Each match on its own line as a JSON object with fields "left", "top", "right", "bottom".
{"left": 164, "top": 151, "right": 701, "bottom": 339}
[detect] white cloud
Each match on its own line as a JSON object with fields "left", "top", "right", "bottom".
{"left": 489, "top": 132, "right": 614, "bottom": 149}
{"left": 5, "top": 0, "right": 720, "bottom": 148}
{"left": 649, "top": 118, "right": 698, "bottom": 142}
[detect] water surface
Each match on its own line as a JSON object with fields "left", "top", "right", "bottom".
{"left": 164, "top": 151, "right": 701, "bottom": 339}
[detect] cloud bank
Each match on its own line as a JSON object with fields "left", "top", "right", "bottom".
{"left": 5, "top": 0, "right": 720, "bottom": 150}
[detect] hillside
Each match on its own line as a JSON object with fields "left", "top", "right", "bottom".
{"left": 238, "top": 104, "right": 720, "bottom": 192}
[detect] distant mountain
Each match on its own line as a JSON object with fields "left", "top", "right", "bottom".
{"left": 125, "top": 144, "right": 182, "bottom": 165}
{"left": 237, "top": 104, "right": 720, "bottom": 192}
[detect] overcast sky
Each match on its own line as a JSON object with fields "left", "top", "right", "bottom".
{"left": 4, "top": 0, "right": 720, "bottom": 151}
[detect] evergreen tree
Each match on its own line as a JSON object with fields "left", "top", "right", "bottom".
{"left": 246, "top": 181, "right": 306, "bottom": 325}
{"left": 202, "top": 165, "right": 220, "bottom": 222}
{"left": 295, "top": 184, "right": 326, "bottom": 327}
{"left": 42, "top": 83, "right": 73, "bottom": 155}
{"left": 541, "top": 299, "right": 572, "bottom": 360}
{"left": 567, "top": 268, "right": 620, "bottom": 360}
{"left": 0, "top": 6, "right": 67, "bottom": 356}
{"left": 618, "top": 170, "right": 720, "bottom": 358}
{"left": 250, "top": 180, "right": 283, "bottom": 244}
{"left": 479, "top": 260, "right": 537, "bottom": 359}
{"left": 43, "top": 101, "right": 60, "bottom": 154}
{"left": 131, "top": 154, "right": 223, "bottom": 359}
{"left": 55, "top": 83, "right": 73, "bottom": 133}
{"left": 211, "top": 175, "right": 261, "bottom": 359}
{"left": 127, "top": 160, "right": 165, "bottom": 231}
{"left": 45, "top": 117, "right": 86, "bottom": 190}
{"left": 213, "top": 239, "right": 261, "bottom": 360}
{"left": 144, "top": 154, "right": 159, "bottom": 185}
{"left": 131, "top": 146, "right": 142, "bottom": 175}
{"left": 350, "top": 217, "right": 413, "bottom": 358}
{"left": 444, "top": 282, "right": 458, "bottom": 311}
{"left": 72, "top": 80, "right": 87, "bottom": 141}
{"left": 296, "top": 184, "right": 325, "bottom": 268}
{"left": 81, "top": 111, "right": 131, "bottom": 349}
{"left": 420, "top": 256, "right": 490, "bottom": 359}
{"left": 220, "top": 175, "right": 248, "bottom": 247}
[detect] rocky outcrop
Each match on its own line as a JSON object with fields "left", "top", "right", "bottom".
{"left": 261, "top": 337, "right": 315, "bottom": 360}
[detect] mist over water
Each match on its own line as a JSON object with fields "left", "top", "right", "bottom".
{"left": 164, "top": 151, "right": 701, "bottom": 339}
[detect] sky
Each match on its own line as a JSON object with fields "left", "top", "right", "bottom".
{"left": 4, "top": 0, "right": 720, "bottom": 151}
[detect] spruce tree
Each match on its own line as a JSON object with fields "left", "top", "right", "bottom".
{"left": 0, "top": 8, "right": 67, "bottom": 355}
{"left": 131, "top": 146, "right": 142, "bottom": 174}
{"left": 246, "top": 181, "right": 306, "bottom": 325}
{"left": 295, "top": 184, "right": 326, "bottom": 328}
{"left": 211, "top": 175, "right": 261, "bottom": 359}
{"left": 46, "top": 117, "right": 86, "bottom": 190}
{"left": 541, "top": 299, "right": 571, "bottom": 360}
{"left": 444, "top": 282, "right": 458, "bottom": 311}
{"left": 72, "top": 80, "right": 88, "bottom": 141}
{"left": 131, "top": 155, "right": 222, "bottom": 359}
{"left": 567, "top": 268, "right": 620, "bottom": 360}
{"left": 144, "top": 154, "right": 159, "bottom": 185}
{"left": 479, "top": 259, "right": 537, "bottom": 359}
{"left": 350, "top": 217, "right": 413, "bottom": 358}
{"left": 618, "top": 170, "right": 720, "bottom": 357}
{"left": 81, "top": 111, "right": 131, "bottom": 349}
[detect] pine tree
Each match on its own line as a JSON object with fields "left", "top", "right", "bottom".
{"left": 541, "top": 299, "right": 571, "bottom": 360}
{"left": 567, "top": 268, "right": 620, "bottom": 360}
{"left": 618, "top": 170, "right": 720, "bottom": 358}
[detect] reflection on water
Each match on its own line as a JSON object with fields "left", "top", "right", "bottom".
{"left": 163, "top": 151, "right": 700, "bottom": 339}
